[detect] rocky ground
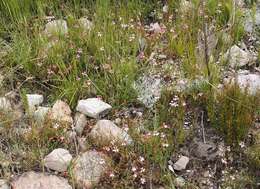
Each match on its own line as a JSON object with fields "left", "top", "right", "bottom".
{"left": 0, "top": 0, "right": 260, "bottom": 189}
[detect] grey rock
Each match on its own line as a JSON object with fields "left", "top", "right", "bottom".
{"left": 193, "top": 142, "right": 218, "bottom": 161}
{"left": 74, "top": 113, "right": 87, "bottom": 136}
{"left": 224, "top": 45, "right": 254, "bottom": 68}
{"left": 89, "top": 120, "right": 133, "bottom": 146}
{"left": 175, "top": 177, "right": 186, "bottom": 187}
{"left": 44, "top": 20, "right": 68, "bottom": 36}
{"left": 244, "top": 6, "right": 260, "bottom": 33}
{"left": 0, "top": 179, "right": 9, "bottom": 189}
{"left": 26, "top": 94, "right": 43, "bottom": 113}
{"left": 11, "top": 171, "right": 72, "bottom": 189}
{"left": 33, "top": 106, "right": 50, "bottom": 123}
{"left": 77, "top": 137, "right": 88, "bottom": 152}
{"left": 76, "top": 98, "right": 112, "bottom": 119}
{"left": 72, "top": 150, "right": 109, "bottom": 189}
{"left": 134, "top": 75, "right": 163, "bottom": 108}
{"left": 44, "top": 148, "right": 72, "bottom": 172}
{"left": 49, "top": 100, "right": 73, "bottom": 124}
{"left": 236, "top": 73, "right": 260, "bottom": 95}
{"left": 173, "top": 156, "right": 189, "bottom": 171}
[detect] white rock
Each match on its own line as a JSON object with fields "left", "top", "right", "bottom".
{"left": 0, "top": 97, "right": 12, "bottom": 111}
{"left": 78, "top": 17, "right": 93, "bottom": 32}
{"left": 26, "top": 94, "right": 43, "bottom": 113}
{"left": 89, "top": 120, "right": 133, "bottom": 146}
{"left": 74, "top": 113, "right": 87, "bottom": 136}
{"left": 45, "top": 20, "right": 68, "bottom": 36}
{"left": 76, "top": 98, "right": 112, "bottom": 119}
{"left": 236, "top": 74, "right": 260, "bottom": 95}
{"left": 49, "top": 100, "right": 73, "bottom": 123}
{"left": 44, "top": 148, "right": 72, "bottom": 172}
{"left": 173, "top": 156, "right": 189, "bottom": 171}
{"left": 33, "top": 106, "right": 50, "bottom": 123}
{"left": 225, "top": 45, "right": 253, "bottom": 68}
{"left": 0, "top": 179, "right": 9, "bottom": 189}
{"left": 11, "top": 171, "right": 72, "bottom": 189}
{"left": 72, "top": 150, "right": 109, "bottom": 189}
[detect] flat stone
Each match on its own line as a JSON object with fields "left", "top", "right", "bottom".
{"left": 11, "top": 171, "right": 72, "bottom": 189}
{"left": 72, "top": 150, "right": 109, "bottom": 189}
{"left": 33, "top": 106, "right": 50, "bottom": 123}
{"left": 76, "top": 98, "right": 112, "bottom": 119}
{"left": 74, "top": 113, "right": 87, "bottom": 136}
{"left": 26, "top": 94, "right": 43, "bottom": 113}
{"left": 0, "top": 179, "right": 9, "bottom": 189}
{"left": 44, "top": 20, "right": 68, "bottom": 36}
{"left": 173, "top": 156, "right": 189, "bottom": 171}
{"left": 89, "top": 120, "right": 133, "bottom": 146}
{"left": 44, "top": 148, "right": 72, "bottom": 172}
{"left": 0, "top": 97, "right": 12, "bottom": 111}
{"left": 49, "top": 100, "right": 73, "bottom": 124}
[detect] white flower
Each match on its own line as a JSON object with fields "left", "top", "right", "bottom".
{"left": 132, "top": 166, "right": 137, "bottom": 172}
{"left": 162, "top": 143, "right": 169, "bottom": 148}
{"left": 139, "top": 156, "right": 145, "bottom": 162}
{"left": 109, "top": 173, "right": 115, "bottom": 178}
{"left": 239, "top": 141, "right": 245, "bottom": 148}
{"left": 140, "top": 178, "right": 146, "bottom": 184}
{"left": 97, "top": 32, "right": 102, "bottom": 37}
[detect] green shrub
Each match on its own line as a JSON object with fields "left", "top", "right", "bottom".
{"left": 207, "top": 84, "right": 259, "bottom": 144}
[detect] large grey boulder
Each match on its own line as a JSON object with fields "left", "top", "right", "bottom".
{"left": 76, "top": 98, "right": 112, "bottom": 119}
{"left": 72, "top": 150, "right": 109, "bottom": 189}
{"left": 11, "top": 172, "right": 72, "bottom": 189}
{"left": 44, "top": 148, "right": 72, "bottom": 172}
{"left": 89, "top": 120, "right": 133, "bottom": 146}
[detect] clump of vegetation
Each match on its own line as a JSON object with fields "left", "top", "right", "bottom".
{"left": 246, "top": 144, "right": 260, "bottom": 168}
{"left": 207, "top": 84, "right": 259, "bottom": 144}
